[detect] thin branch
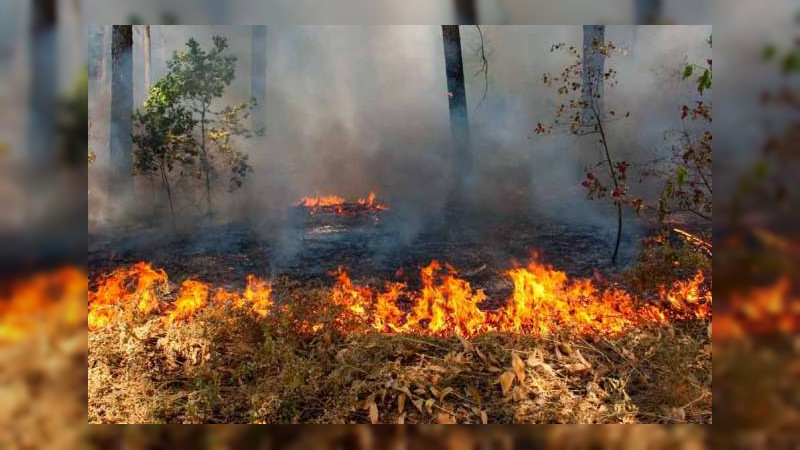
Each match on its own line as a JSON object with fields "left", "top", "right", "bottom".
{"left": 473, "top": 25, "right": 489, "bottom": 110}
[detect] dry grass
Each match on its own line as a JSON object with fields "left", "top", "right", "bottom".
{"left": 89, "top": 277, "right": 711, "bottom": 424}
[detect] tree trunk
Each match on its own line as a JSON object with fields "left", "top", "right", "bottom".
{"left": 441, "top": 25, "right": 472, "bottom": 203}
{"left": 635, "top": 0, "right": 663, "bottom": 24}
{"left": 110, "top": 25, "right": 133, "bottom": 196}
{"left": 582, "top": 25, "right": 605, "bottom": 122}
{"left": 452, "top": 0, "right": 478, "bottom": 24}
{"left": 29, "top": 0, "right": 56, "bottom": 163}
{"left": 143, "top": 25, "right": 151, "bottom": 94}
{"left": 251, "top": 25, "right": 267, "bottom": 135}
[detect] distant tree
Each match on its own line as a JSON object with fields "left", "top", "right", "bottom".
{"left": 536, "top": 39, "right": 631, "bottom": 264}
{"left": 132, "top": 74, "right": 197, "bottom": 223}
{"left": 110, "top": 25, "right": 134, "bottom": 195}
{"left": 441, "top": 25, "right": 472, "bottom": 202}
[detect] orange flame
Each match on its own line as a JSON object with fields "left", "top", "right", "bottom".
{"left": 330, "top": 256, "right": 710, "bottom": 338}
{"left": 89, "top": 264, "right": 274, "bottom": 329}
{"left": 165, "top": 280, "right": 210, "bottom": 324}
{"left": 714, "top": 278, "right": 800, "bottom": 341}
{"left": 88, "top": 262, "right": 167, "bottom": 330}
{"left": 89, "top": 255, "right": 711, "bottom": 338}
{"left": 1, "top": 267, "right": 87, "bottom": 344}
{"left": 296, "top": 192, "right": 389, "bottom": 216}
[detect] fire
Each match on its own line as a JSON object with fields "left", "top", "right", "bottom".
{"left": 88, "top": 262, "right": 167, "bottom": 330}
{"left": 165, "top": 280, "right": 210, "bottom": 324}
{"left": 1, "top": 267, "right": 87, "bottom": 344}
{"left": 89, "top": 264, "right": 274, "bottom": 329}
{"left": 295, "top": 192, "right": 389, "bottom": 216}
{"left": 713, "top": 278, "right": 800, "bottom": 341}
{"left": 89, "top": 255, "right": 711, "bottom": 339}
{"left": 297, "top": 195, "right": 346, "bottom": 209}
{"left": 330, "top": 256, "right": 710, "bottom": 338}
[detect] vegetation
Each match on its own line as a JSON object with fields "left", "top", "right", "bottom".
{"left": 88, "top": 267, "right": 711, "bottom": 424}
{"left": 536, "top": 39, "right": 631, "bottom": 264}
{"left": 132, "top": 36, "right": 256, "bottom": 221}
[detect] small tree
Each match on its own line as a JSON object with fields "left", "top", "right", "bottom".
{"left": 536, "top": 40, "right": 631, "bottom": 264}
{"left": 165, "top": 36, "right": 248, "bottom": 217}
{"left": 132, "top": 75, "right": 197, "bottom": 223}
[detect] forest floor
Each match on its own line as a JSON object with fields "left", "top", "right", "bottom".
{"left": 87, "top": 209, "right": 713, "bottom": 424}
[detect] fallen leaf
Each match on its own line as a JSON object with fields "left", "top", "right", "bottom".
{"left": 368, "top": 402, "right": 379, "bottom": 424}
{"left": 424, "top": 398, "right": 435, "bottom": 414}
{"left": 480, "top": 410, "right": 488, "bottom": 424}
{"left": 499, "top": 371, "right": 515, "bottom": 395}
{"left": 397, "top": 393, "right": 406, "bottom": 413}
{"left": 436, "top": 412, "right": 455, "bottom": 424}
{"left": 512, "top": 353, "right": 526, "bottom": 383}
{"left": 412, "top": 399, "right": 425, "bottom": 413}
{"left": 397, "top": 412, "right": 406, "bottom": 424}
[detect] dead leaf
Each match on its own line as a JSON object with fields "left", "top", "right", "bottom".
{"left": 480, "top": 410, "right": 488, "bottom": 424}
{"left": 512, "top": 353, "right": 526, "bottom": 383}
{"left": 397, "top": 393, "right": 406, "bottom": 413}
{"left": 424, "top": 398, "right": 435, "bottom": 414}
{"left": 436, "top": 412, "right": 455, "bottom": 424}
{"left": 499, "top": 371, "right": 515, "bottom": 395}
{"left": 368, "top": 402, "right": 379, "bottom": 424}
{"left": 412, "top": 399, "right": 424, "bottom": 413}
{"left": 397, "top": 412, "right": 406, "bottom": 424}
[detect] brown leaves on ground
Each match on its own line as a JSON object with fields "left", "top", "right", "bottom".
{"left": 88, "top": 282, "right": 711, "bottom": 424}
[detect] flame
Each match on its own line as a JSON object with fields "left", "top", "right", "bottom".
{"left": 0, "top": 267, "right": 87, "bottom": 344}
{"left": 89, "top": 255, "right": 711, "bottom": 338}
{"left": 89, "top": 264, "right": 274, "bottom": 329}
{"left": 165, "top": 280, "right": 210, "bottom": 324}
{"left": 332, "top": 256, "right": 711, "bottom": 338}
{"left": 88, "top": 262, "right": 167, "bottom": 330}
{"left": 714, "top": 278, "right": 800, "bottom": 341}
{"left": 297, "top": 195, "right": 346, "bottom": 209}
{"left": 296, "top": 192, "right": 389, "bottom": 216}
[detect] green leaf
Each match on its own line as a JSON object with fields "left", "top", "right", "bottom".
{"left": 676, "top": 166, "right": 687, "bottom": 186}
{"left": 782, "top": 50, "right": 800, "bottom": 74}
{"left": 682, "top": 65, "right": 694, "bottom": 80}
{"left": 762, "top": 43, "right": 777, "bottom": 61}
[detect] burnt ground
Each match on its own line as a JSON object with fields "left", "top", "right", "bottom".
{"left": 88, "top": 207, "right": 646, "bottom": 307}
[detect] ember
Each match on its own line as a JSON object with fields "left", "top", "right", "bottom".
{"left": 89, "top": 255, "right": 710, "bottom": 338}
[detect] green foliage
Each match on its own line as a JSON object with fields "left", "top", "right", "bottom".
{"left": 132, "top": 35, "right": 258, "bottom": 219}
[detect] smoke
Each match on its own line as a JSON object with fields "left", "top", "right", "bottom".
{"left": 88, "top": 25, "right": 711, "bottom": 265}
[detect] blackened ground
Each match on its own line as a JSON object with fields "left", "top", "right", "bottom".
{"left": 88, "top": 207, "right": 644, "bottom": 305}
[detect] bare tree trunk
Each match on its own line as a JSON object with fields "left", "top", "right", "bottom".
{"left": 582, "top": 25, "right": 605, "bottom": 122}
{"left": 251, "top": 25, "right": 267, "bottom": 135}
{"left": 110, "top": 25, "right": 133, "bottom": 196}
{"left": 452, "top": 0, "right": 478, "bottom": 24}
{"left": 441, "top": 25, "right": 472, "bottom": 204}
{"left": 29, "top": 0, "right": 56, "bottom": 163}
{"left": 142, "top": 25, "right": 151, "bottom": 93}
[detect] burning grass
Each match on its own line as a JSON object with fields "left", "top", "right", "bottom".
{"left": 88, "top": 254, "right": 712, "bottom": 424}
